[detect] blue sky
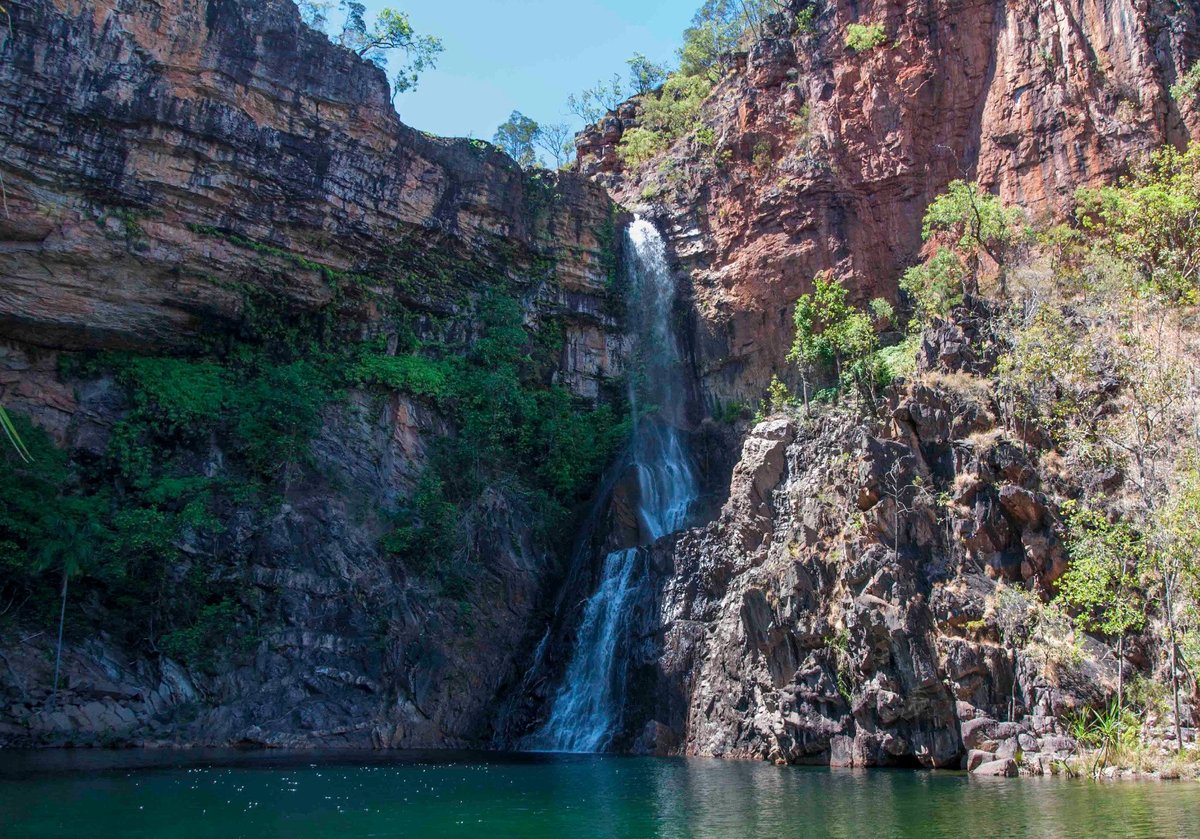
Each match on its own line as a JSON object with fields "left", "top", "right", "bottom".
{"left": 356, "top": 0, "right": 699, "bottom": 139}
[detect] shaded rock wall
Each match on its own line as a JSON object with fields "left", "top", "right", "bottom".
{"left": 0, "top": 0, "right": 622, "bottom": 391}
{"left": 0, "top": 0, "right": 628, "bottom": 748}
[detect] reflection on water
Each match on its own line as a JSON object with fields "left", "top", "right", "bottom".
{"left": 0, "top": 750, "right": 1196, "bottom": 838}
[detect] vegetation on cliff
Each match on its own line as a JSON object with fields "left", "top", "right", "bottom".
{"left": 1, "top": 231, "right": 627, "bottom": 677}
{"left": 769, "top": 141, "right": 1200, "bottom": 772}
{"left": 295, "top": 1, "right": 442, "bottom": 97}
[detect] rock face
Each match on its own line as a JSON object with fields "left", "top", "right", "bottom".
{"left": 0, "top": 0, "right": 621, "bottom": 386}
{"left": 0, "top": 0, "right": 627, "bottom": 748}
{"left": 581, "top": 0, "right": 1200, "bottom": 409}
{"left": 613, "top": 308, "right": 1116, "bottom": 767}
{"left": 559, "top": 0, "right": 1200, "bottom": 766}
{"left": 2, "top": 0, "right": 1197, "bottom": 763}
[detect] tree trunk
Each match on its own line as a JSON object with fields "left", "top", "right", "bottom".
{"left": 1165, "top": 579, "right": 1184, "bottom": 753}
{"left": 1010, "top": 647, "right": 1018, "bottom": 721}
{"left": 51, "top": 567, "right": 69, "bottom": 705}
{"left": 1116, "top": 634, "right": 1124, "bottom": 716}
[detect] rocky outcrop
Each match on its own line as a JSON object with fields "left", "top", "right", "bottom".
{"left": 616, "top": 310, "right": 1122, "bottom": 768}
{"left": 580, "top": 0, "right": 1200, "bottom": 410}
{"left": 0, "top": 0, "right": 628, "bottom": 748}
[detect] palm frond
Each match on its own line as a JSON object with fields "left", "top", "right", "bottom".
{"left": 1, "top": 405, "right": 33, "bottom": 463}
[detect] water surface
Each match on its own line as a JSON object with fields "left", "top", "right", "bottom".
{"left": 1, "top": 750, "right": 1197, "bottom": 838}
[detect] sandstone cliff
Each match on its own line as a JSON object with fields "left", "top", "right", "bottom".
{"left": 0, "top": 0, "right": 627, "bottom": 748}
{"left": 1, "top": 0, "right": 1197, "bottom": 765}
{"left": 553, "top": 0, "right": 1200, "bottom": 768}
{"left": 580, "top": 0, "right": 1200, "bottom": 410}
{"left": 616, "top": 310, "right": 1108, "bottom": 766}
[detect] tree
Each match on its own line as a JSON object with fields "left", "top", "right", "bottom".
{"left": 34, "top": 499, "right": 104, "bottom": 704}
{"left": 1055, "top": 502, "right": 1146, "bottom": 715}
{"left": 922, "top": 181, "right": 1026, "bottom": 296}
{"left": 616, "top": 128, "right": 668, "bottom": 168}
{"left": 627, "top": 53, "right": 668, "bottom": 95}
{"left": 296, "top": 0, "right": 332, "bottom": 29}
{"left": 1152, "top": 462, "right": 1200, "bottom": 753}
{"left": 567, "top": 75, "right": 626, "bottom": 124}
{"left": 787, "top": 273, "right": 882, "bottom": 408}
{"left": 493, "top": 111, "right": 540, "bottom": 169}
{"left": 678, "top": 0, "right": 743, "bottom": 80}
{"left": 1169, "top": 61, "right": 1200, "bottom": 107}
{"left": 993, "top": 586, "right": 1038, "bottom": 721}
{"left": 677, "top": 1, "right": 796, "bottom": 79}
{"left": 639, "top": 74, "right": 712, "bottom": 135}
{"left": 995, "top": 305, "right": 1104, "bottom": 448}
{"left": 295, "top": 2, "right": 443, "bottom": 97}
{"left": 879, "top": 454, "right": 932, "bottom": 559}
{"left": 535, "top": 123, "right": 575, "bottom": 169}
{"left": 899, "top": 248, "right": 966, "bottom": 326}
{"left": 616, "top": 73, "right": 713, "bottom": 167}
{"left": 1075, "top": 142, "right": 1200, "bottom": 303}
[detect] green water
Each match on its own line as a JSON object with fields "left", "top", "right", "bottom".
{"left": 0, "top": 750, "right": 1196, "bottom": 838}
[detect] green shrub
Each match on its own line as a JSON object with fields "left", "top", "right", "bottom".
{"left": 376, "top": 292, "right": 629, "bottom": 584}
{"left": 678, "top": 2, "right": 741, "bottom": 81}
{"left": 229, "top": 361, "right": 334, "bottom": 475}
{"left": 789, "top": 274, "right": 881, "bottom": 399}
{"left": 352, "top": 353, "right": 452, "bottom": 402}
{"left": 118, "top": 357, "right": 227, "bottom": 439}
{"left": 875, "top": 335, "right": 920, "bottom": 384}
{"left": 618, "top": 127, "right": 669, "bottom": 167}
{"left": 381, "top": 473, "right": 458, "bottom": 573}
{"left": 1169, "top": 62, "right": 1200, "bottom": 103}
{"left": 845, "top": 22, "right": 887, "bottom": 53}
{"left": 159, "top": 599, "right": 244, "bottom": 673}
{"left": 640, "top": 74, "right": 712, "bottom": 135}
{"left": 617, "top": 74, "right": 712, "bottom": 168}
{"left": 752, "top": 139, "right": 773, "bottom": 169}
{"left": 713, "top": 400, "right": 749, "bottom": 424}
{"left": 0, "top": 415, "right": 221, "bottom": 654}
{"left": 1075, "top": 141, "right": 1200, "bottom": 303}
{"left": 900, "top": 248, "right": 966, "bottom": 325}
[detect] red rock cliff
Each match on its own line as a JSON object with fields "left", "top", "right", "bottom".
{"left": 581, "top": 0, "right": 1200, "bottom": 410}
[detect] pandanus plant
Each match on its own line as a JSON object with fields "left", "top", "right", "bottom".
{"left": 36, "top": 505, "right": 102, "bottom": 703}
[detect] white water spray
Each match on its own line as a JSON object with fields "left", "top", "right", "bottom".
{"left": 531, "top": 218, "right": 699, "bottom": 752}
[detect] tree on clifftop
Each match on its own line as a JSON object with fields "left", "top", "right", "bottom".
{"left": 788, "top": 273, "right": 886, "bottom": 409}
{"left": 295, "top": 2, "right": 443, "bottom": 98}
{"left": 493, "top": 112, "right": 540, "bottom": 169}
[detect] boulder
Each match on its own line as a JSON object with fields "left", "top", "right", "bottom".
{"left": 960, "top": 716, "right": 999, "bottom": 750}
{"left": 966, "top": 749, "right": 998, "bottom": 771}
{"left": 972, "top": 758, "right": 1019, "bottom": 777}
{"left": 999, "top": 485, "right": 1046, "bottom": 528}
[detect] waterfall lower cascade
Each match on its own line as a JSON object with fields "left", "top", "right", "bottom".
{"left": 530, "top": 219, "right": 700, "bottom": 753}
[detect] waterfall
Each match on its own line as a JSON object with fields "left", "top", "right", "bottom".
{"left": 529, "top": 218, "right": 699, "bottom": 753}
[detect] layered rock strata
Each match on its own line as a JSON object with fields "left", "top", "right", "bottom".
{"left": 0, "top": 0, "right": 627, "bottom": 748}
{"left": 580, "top": 0, "right": 1200, "bottom": 408}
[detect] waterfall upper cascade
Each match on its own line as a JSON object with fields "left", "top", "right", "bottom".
{"left": 530, "top": 219, "right": 699, "bottom": 753}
